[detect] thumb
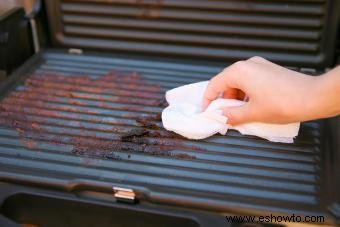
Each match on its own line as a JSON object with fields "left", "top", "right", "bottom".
{"left": 222, "top": 105, "right": 251, "bottom": 125}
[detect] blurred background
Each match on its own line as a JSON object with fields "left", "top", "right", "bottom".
{"left": 0, "top": 0, "right": 35, "bottom": 14}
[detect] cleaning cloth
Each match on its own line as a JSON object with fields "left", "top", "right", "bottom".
{"left": 161, "top": 81, "right": 300, "bottom": 143}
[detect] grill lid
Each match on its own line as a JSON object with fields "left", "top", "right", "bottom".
{"left": 45, "top": 0, "right": 339, "bottom": 68}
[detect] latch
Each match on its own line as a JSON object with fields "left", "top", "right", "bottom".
{"left": 113, "top": 187, "right": 136, "bottom": 204}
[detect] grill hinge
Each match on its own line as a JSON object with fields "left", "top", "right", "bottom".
{"left": 113, "top": 187, "right": 136, "bottom": 204}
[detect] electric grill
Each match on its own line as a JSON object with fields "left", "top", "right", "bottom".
{"left": 0, "top": 0, "right": 339, "bottom": 226}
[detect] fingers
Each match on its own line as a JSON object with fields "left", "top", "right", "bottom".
{"left": 202, "top": 72, "right": 227, "bottom": 110}
{"left": 222, "top": 89, "right": 238, "bottom": 99}
{"left": 248, "top": 56, "right": 269, "bottom": 65}
{"left": 223, "top": 89, "right": 246, "bottom": 100}
{"left": 221, "top": 104, "right": 252, "bottom": 125}
{"left": 202, "top": 61, "right": 245, "bottom": 110}
{"left": 237, "top": 90, "right": 246, "bottom": 101}
{"left": 202, "top": 57, "right": 267, "bottom": 111}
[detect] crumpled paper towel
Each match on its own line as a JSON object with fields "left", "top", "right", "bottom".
{"left": 162, "top": 81, "right": 300, "bottom": 143}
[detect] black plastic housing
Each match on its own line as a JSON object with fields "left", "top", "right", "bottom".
{"left": 0, "top": 8, "right": 33, "bottom": 79}
{"left": 0, "top": 183, "right": 231, "bottom": 227}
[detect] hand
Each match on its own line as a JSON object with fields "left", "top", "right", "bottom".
{"left": 202, "top": 56, "right": 340, "bottom": 125}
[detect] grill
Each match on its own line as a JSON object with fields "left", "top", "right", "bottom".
{"left": 0, "top": 0, "right": 339, "bottom": 226}
{"left": 0, "top": 50, "right": 331, "bottom": 218}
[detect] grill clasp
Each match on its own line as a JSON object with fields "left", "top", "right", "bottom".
{"left": 113, "top": 187, "right": 136, "bottom": 204}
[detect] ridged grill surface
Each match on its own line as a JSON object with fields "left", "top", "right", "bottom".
{"left": 45, "top": 0, "right": 338, "bottom": 67}
{"left": 0, "top": 51, "right": 325, "bottom": 217}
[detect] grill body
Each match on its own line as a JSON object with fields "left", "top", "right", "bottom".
{"left": 0, "top": 50, "right": 338, "bottom": 225}
{"left": 0, "top": 0, "right": 339, "bottom": 226}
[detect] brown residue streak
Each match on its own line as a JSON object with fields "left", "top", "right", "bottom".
{"left": 0, "top": 71, "right": 197, "bottom": 161}
{"left": 173, "top": 153, "right": 196, "bottom": 160}
{"left": 31, "top": 122, "right": 41, "bottom": 131}
{"left": 135, "top": 116, "right": 161, "bottom": 129}
{"left": 25, "top": 73, "right": 163, "bottom": 103}
{"left": 71, "top": 136, "right": 122, "bottom": 160}
{"left": 31, "top": 71, "right": 161, "bottom": 92}
{"left": 16, "top": 128, "right": 25, "bottom": 135}
{"left": 136, "top": 0, "right": 164, "bottom": 19}
{"left": 22, "top": 139, "right": 37, "bottom": 150}
{"left": 68, "top": 100, "right": 83, "bottom": 106}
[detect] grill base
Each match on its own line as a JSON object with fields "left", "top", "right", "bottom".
{"left": 0, "top": 49, "right": 336, "bottom": 224}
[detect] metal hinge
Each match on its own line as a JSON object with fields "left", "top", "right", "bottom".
{"left": 113, "top": 187, "right": 136, "bottom": 204}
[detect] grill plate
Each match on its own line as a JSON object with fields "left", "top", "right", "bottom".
{"left": 0, "top": 50, "right": 334, "bottom": 222}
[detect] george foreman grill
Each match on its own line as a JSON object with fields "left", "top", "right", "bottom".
{"left": 0, "top": 0, "right": 339, "bottom": 226}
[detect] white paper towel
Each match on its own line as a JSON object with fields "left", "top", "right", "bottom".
{"left": 162, "top": 81, "right": 300, "bottom": 143}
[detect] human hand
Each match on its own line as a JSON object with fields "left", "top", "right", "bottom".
{"left": 202, "top": 56, "right": 338, "bottom": 125}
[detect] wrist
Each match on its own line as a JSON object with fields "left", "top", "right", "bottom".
{"left": 309, "top": 67, "right": 340, "bottom": 120}
{"left": 297, "top": 75, "right": 321, "bottom": 122}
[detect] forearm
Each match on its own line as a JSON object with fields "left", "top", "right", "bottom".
{"left": 309, "top": 66, "right": 340, "bottom": 120}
